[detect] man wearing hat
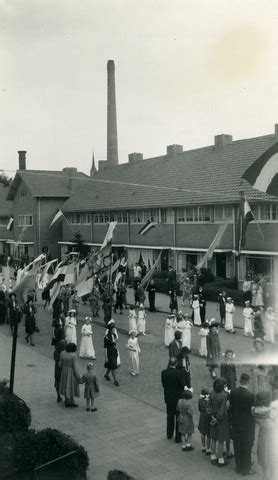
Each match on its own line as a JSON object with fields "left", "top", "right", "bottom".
{"left": 168, "top": 330, "right": 182, "bottom": 360}
{"left": 243, "top": 300, "right": 254, "bottom": 337}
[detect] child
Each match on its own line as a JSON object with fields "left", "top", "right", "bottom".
{"left": 225, "top": 298, "right": 235, "bottom": 333}
{"left": 126, "top": 330, "right": 141, "bottom": 375}
{"left": 177, "top": 389, "right": 195, "bottom": 451}
{"left": 70, "top": 290, "right": 80, "bottom": 316}
{"left": 199, "top": 321, "right": 209, "bottom": 357}
{"left": 137, "top": 306, "right": 146, "bottom": 335}
{"left": 79, "top": 316, "right": 96, "bottom": 359}
{"left": 206, "top": 321, "right": 221, "bottom": 379}
{"left": 220, "top": 349, "right": 237, "bottom": 391}
{"left": 128, "top": 305, "right": 137, "bottom": 334}
{"left": 164, "top": 314, "right": 176, "bottom": 347}
{"left": 182, "top": 314, "right": 193, "bottom": 349}
{"left": 243, "top": 300, "right": 254, "bottom": 337}
{"left": 198, "top": 387, "right": 211, "bottom": 454}
{"left": 217, "top": 291, "right": 226, "bottom": 328}
{"left": 191, "top": 295, "right": 201, "bottom": 326}
{"left": 254, "top": 310, "right": 265, "bottom": 340}
{"left": 64, "top": 309, "right": 77, "bottom": 345}
{"left": 81, "top": 362, "right": 99, "bottom": 411}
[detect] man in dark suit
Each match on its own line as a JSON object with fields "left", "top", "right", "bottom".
{"left": 161, "top": 357, "right": 184, "bottom": 442}
{"left": 229, "top": 373, "right": 255, "bottom": 475}
{"left": 168, "top": 330, "right": 182, "bottom": 360}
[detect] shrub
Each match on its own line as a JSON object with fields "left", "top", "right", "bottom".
{"left": 197, "top": 268, "right": 215, "bottom": 286}
{"left": 13, "top": 428, "right": 89, "bottom": 479}
{"left": 0, "top": 382, "right": 31, "bottom": 433}
{"left": 204, "top": 283, "right": 244, "bottom": 306}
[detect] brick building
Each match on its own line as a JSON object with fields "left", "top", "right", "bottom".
{"left": 0, "top": 183, "right": 13, "bottom": 258}
{"left": 60, "top": 127, "right": 278, "bottom": 286}
{"left": 5, "top": 151, "right": 88, "bottom": 261}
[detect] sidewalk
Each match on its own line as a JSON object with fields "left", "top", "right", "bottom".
{"left": 0, "top": 332, "right": 261, "bottom": 480}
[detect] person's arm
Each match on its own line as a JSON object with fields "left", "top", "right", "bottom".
{"left": 72, "top": 355, "right": 81, "bottom": 381}
{"left": 215, "top": 394, "right": 226, "bottom": 421}
{"left": 94, "top": 376, "right": 100, "bottom": 393}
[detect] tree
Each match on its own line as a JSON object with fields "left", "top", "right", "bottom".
{"left": 71, "top": 232, "right": 89, "bottom": 258}
{"left": 0, "top": 173, "right": 11, "bottom": 186}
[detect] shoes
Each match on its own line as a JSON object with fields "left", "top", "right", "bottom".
{"left": 205, "top": 450, "right": 212, "bottom": 455}
{"left": 182, "top": 446, "right": 187, "bottom": 451}
{"left": 25, "top": 336, "right": 29, "bottom": 343}
{"left": 185, "top": 445, "right": 194, "bottom": 451}
{"left": 167, "top": 436, "right": 173, "bottom": 440}
{"left": 218, "top": 461, "right": 229, "bottom": 467}
{"left": 71, "top": 403, "right": 79, "bottom": 408}
{"left": 91, "top": 408, "right": 97, "bottom": 412}
{"left": 57, "top": 396, "right": 62, "bottom": 403}
{"left": 227, "top": 453, "right": 234, "bottom": 459}
{"left": 131, "top": 372, "right": 136, "bottom": 376}
{"left": 104, "top": 375, "right": 111, "bottom": 381}
{"left": 202, "top": 448, "right": 206, "bottom": 453}
{"left": 31, "top": 343, "right": 35, "bottom": 346}
{"left": 120, "top": 311, "right": 123, "bottom": 315}
{"left": 211, "top": 459, "right": 218, "bottom": 466}
{"left": 175, "top": 439, "right": 182, "bottom": 444}
{"left": 86, "top": 408, "right": 90, "bottom": 411}
{"left": 114, "top": 381, "right": 120, "bottom": 387}
{"left": 241, "top": 470, "right": 256, "bottom": 476}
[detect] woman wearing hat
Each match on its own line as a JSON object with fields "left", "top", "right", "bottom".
{"left": 7, "top": 293, "right": 21, "bottom": 336}
{"left": 243, "top": 300, "right": 254, "bottom": 337}
{"left": 104, "top": 320, "right": 120, "bottom": 386}
{"left": 225, "top": 298, "right": 235, "bottom": 334}
{"left": 206, "top": 322, "right": 221, "bottom": 379}
{"left": 64, "top": 309, "right": 77, "bottom": 345}
{"left": 126, "top": 330, "right": 141, "bottom": 376}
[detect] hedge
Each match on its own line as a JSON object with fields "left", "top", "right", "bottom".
{"left": 0, "top": 380, "right": 31, "bottom": 434}
{"left": 204, "top": 282, "right": 244, "bottom": 306}
{"left": 13, "top": 428, "right": 89, "bottom": 479}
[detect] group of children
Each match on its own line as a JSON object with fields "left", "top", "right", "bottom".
{"left": 128, "top": 304, "right": 147, "bottom": 336}
{"left": 54, "top": 309, "right": 96, "bottom": 359}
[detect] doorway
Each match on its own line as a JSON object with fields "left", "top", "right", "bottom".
{"left": 215, "top": 253, "right": 226, "bottom": 278}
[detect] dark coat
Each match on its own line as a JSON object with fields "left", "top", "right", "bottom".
{"left": 161, "top": 367, "right": 184, "bottom": 408}
{"left": 229, "top": 386, "right": 255, "bottom": 438}
{"left": 206, "top": 332, "right": 221, "bottom": 369}
{"left": 168, "top": 339, "right": 182, "bottom": 359}
{"left": 220, "top": 362, "right": 237, "bottom": 390}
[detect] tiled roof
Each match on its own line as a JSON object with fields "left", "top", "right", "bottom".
{"left": 62, "top": 133, "right": 278, "bottom": 212}
{"left": 7, "top": 169, "right": 88, "bottom": 200}
{"left": 0, "top": 184, "right": 13, "bottom": 216}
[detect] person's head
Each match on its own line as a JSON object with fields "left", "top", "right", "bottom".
{"left": 181, "top": 346, "right": 190, "bottom": 357}
{"left": 139, "top": 306, "right": 144, "bottom": 311}
{"left": 176, "top": 314, "right": 183, "bottom": 322}
{"left": 85, "top": 316, "right": 92, "bottom": 325}
{"left": 254, "top": 338, "right": 265, "bottom": 353}
{"left": 27, "top": 298, "right": 33, "bottom": 306}
{"left": 213, "top": 378, "right": 225, "bottom": 393}
{"left": 245, "top": 300, "right": 251, "bottom": 307}
{"left": 129, "top": 330, "right": 136, "bottom": 339}
{"left": 182, "top": 389, "right": 193, "bottom": 400}
{"left": 225, "top": 349, "right": 235, "bottom": 362}
{"left": 222, "top": 290, "right": 226, "bottom": 296}
{"left": 87, "top": 362, "right": 94, "bottom": 372}
{"left": 107, "top": 320, "right": 115, "bottom": 330}
{"left": 239, "top": 373, "right": 250, "bottom": 386}
{"left": 174, "top": 330, "right": 182, "bottom": 341}
{"left": 255, "top": 391, "right": 271, "bottom": 407}
{"left": 168, "top": 357, "right": 178, "bottom": 368}
{"left": 150, "top": 279, "right": 155, "bottom": 285}
{"left": 129, "top": 305, "right": 135, "bottom": 311}
{"left": 209, "top": 322, "right": 218, "bottom": 333}
{"left": 203, "top": 321, "right": 209, "bottom": 329}
{"left": 9, "top": 293, "right": 16, "bottom": 301}
{"left": 198, "top": 286, "right": 203, "bottom": 292}
{"left": 181, "top": 268, "right": 186, "bottom": 273}
{"left": 201, "top": 387, "right": 209, "bottom": 396}
{"left": 68, "top": 309, "right": 76, "bottom": 317}
{"left": 227, "top": 297, "right": 232, "bottom": 303}
{"left": 168, "top": 265, "right": 173, "bottom": 271}
{"left": 107, "top": 470, "right": 134, "bottom": 480}
{"left": 65, "top": 342, "right": 77, "bottom": 353}
{"left": 193, "top": 294, "right": 198, "bottom": 300}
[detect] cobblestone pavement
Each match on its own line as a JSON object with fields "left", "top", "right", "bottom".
{"left": 1, "top": 288, "right": 276, "bottom": 479}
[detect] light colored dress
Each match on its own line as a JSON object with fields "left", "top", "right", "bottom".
{"left": 182, "top": 320, "right": 192, "bottom": 349}
{"left": 79, "top": 324, "right": 96, "bottom": 358}
{"left": 225, "top": 303, "right": 235, "bottom": 332}
{"left": 264, "top": 311, "right": 276, "bottom": 343}
{"left": 199, "top": 327, "right": 208, "bottom": 356}
{"left": 128, "top": 310, "right": 137, "bottom": 334}
{"left": 137, "top": 310, "right": 146, "bottom": 334}
{"left": 243, "top": 306, "right": 254, "bottom": 336}
{"left": 164, "top": 317, "right": 175, "bottom": 346}
{"left": 64, "top": 315, "right": 77, "bottom": 345}
{"left": 192, "top": 299, "right": 201, "bottom": 326}
{"left": 126, "top": 337, "right": 141, "bottom": 374}
{"left": 255, "top": 286, "right": 264, "bottom": 307}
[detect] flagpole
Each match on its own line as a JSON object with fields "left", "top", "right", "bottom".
{"left": 62, "top": 213, "right": 76, "bottom": 234}
{"left": 246, "top": 198, "right": 265, "bottom": 241}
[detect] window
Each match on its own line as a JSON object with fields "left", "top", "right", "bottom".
{"left": 20, "top": 189, "right": 27, "bottom": 197}
{"left": 177, "top": 208, "right": 185, "bottom": 223}
{"left": 185, "top": 207, "right": 194, "bottom": 222}
{"left": 198, "top": 206, "right": 211, "bottom": 222}
{"left": 160, "top": 208, "right": 167, "bottom": 223}
{"left": 18, "top": 214, "right": 33, "bottom": 226}
{"left": 130, "top": 210, "right": 143, "bottom": 223}
{"left": 81, "top": 213, "right": 91, "bottom": 225}
{"left": 69, "top": 214, "right": 81, "bottom": 225}
{"left": 184, "top": 206, "right": 211, "bottom": 222}
{"left": 250, "top": 204, "right": 278, "bottom": 222}
{"left": 0, "top": 217, "right": 8, "bottom": 226}
{"left": 214, "top": 206, "right": 233, "bottom": 222}
{"left": 122, "top": 211, "right": 128, "bottom": 223}
{"left": 260, "top": 204, "right": 271, "bottom": 221}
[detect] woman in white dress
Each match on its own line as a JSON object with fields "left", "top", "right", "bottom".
{"left": 164, "top": 314, "right": 176, "bottom": 347}
{"left": 191, "top": 295, "right": 201, "bottom": 326}
{"left": 137, "top": 307, "right": 146, "bottom": 335}
{"left": 126, "top": 331, "right": 141, "bottom": 375}
{"left": 255, "top": 283, "right": 264, "bottom": 308}
{"left": 199, "top": 321, "right": 209, "bottom": 356}
{"left": 264, "top": 307, "right": 276, "bottom": 343}
{"left": 79, "top": 316, "right": 96, "bottom": 358}
{"left": 128, "top": 305, "right": 137, "bottom": 334}
{"left": 64, "top": 309, "right": 77, "bottom": 345}
{"left": 182, "top": 314, "right": 193, "bottom": 349}
{"left": 225, "top": 298, "right": 235, "bottom": 333}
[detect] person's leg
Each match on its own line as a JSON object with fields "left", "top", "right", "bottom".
{"left": 166, "top": 404, "right": 175, "bottom": 439}
{"left": 210, "top": 439, "right": 217, "bottom": 464}
{"left": 175, "top": 411, "right": 181, "bottom": 443}
{"left": 86, "top": 399, "right": 90, "bottom": 411}
{"left": 240, "top": 437, "right": 253, "bottom": 474}
{"left": 232, "top": 430, "right": 241, "bottom": 473}
{"left": 30, "top": 333, "right": 35, "bottom": 346}
{"left": 217, "top": 442, "right": 226, "bottom": 465}
{"left": 111, "top": 369, "right": 119, "bottom": 386}
{"left": 181, "top": 434, "right": 186, "bottom": 449}
{"left": 104, "top": 369, "right": 111, "bottom": 380}
{"left": 186, "top": 433, "right": 192, "bottom": 448}
{"left": 201, "top": 434, "right": 206, "bottom": 451}
{"left": 206, "top": 436, "right": 211, "bottom": 453}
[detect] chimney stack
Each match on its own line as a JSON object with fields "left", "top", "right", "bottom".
{"left": 107, "top": 60, "right": 118, "bottom": 167}
{"left": 18, "top": 150, "right": 27, "bottom": 170}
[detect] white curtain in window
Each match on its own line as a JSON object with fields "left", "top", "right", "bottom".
{"left": 239, "top": 256, "right": 246, "bottom": 281}
{"left": 140, "top": 249, "right": 154, "bottom": 268}
{"left": 127, "top": 248, "right": 141, "bottom": 267}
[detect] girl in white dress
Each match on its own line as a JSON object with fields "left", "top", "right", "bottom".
{"left": 79, "top": 317, "right": 96, "bottom": 359}
{"left": 199, "top": 321, "right": 209, "bottom": 356}
{"left": 137, "top": 307, "right": 146, "bottom": 335}
{"left": 225, "top": 298, "right": 235, "bottom": 333}
{"left": 128, "top": 305, "right": 137, "bottom": 334}
{"left": 264, "top": 307, "right": 276, "bottom": 343}
{"left": 126, "top": 331, "right": 141, "bottom": 375}
{"left": 191, "top": 295, "right": 201, "bottom": 326}
{"left": 64, "top": 309, "right": 77, "bottom": 345}
{"left": 243, "top": 300, "right": 254, "bottom": 337}
{"left": 164, "top": 314, "right": 176, "bottom": 346}
{"left": 182, "top": 314, "right": 193, "bottom": 349}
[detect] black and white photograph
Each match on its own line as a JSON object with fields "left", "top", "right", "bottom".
{"left": 1, "top": 1, "right": 278, "bottom": 479}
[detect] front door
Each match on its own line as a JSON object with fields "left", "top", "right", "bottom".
{"left": 216, "top": 253, "right": 226, "bottom": 278}
{"left": 161, "top": 250, "right": 169, "bottom": 271}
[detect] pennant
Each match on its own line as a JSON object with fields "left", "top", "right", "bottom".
{"left": 241, "top": 142, "right": 278, "bottom": 197}
{"left": 12, "top": 254, "right": 46, "bottom": 304}
{"left": 50, "top": 209, "right": 64, "bottom": 228}
{"left": 14, "top": 225, "right": 28, "bottom": 249}
{"left": 100, "top": 221, "right": 117, "bottom": 249}
{"left": 236, "top": 198, "right": 255, "bottom": 255}
{"left": 6, "top": 216, "right": 14, "bottom": 231}
{"left": 197, "top": 220, "right": 230, "bottom": 269}
{"left": 37, "top": 259, "right": 58, "bottom": 290}
{"left": 140, "top": 250, "right": 162, "bottom": 288}
{"left": 76, "top": 276, "right": 94, "bottom": 298}
{"left": 138, "top": 219, "right": 157, "bottom": 236}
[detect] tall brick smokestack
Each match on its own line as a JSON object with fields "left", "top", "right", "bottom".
{"left": 107, "top": 60, "right": 118, "bottom": 166}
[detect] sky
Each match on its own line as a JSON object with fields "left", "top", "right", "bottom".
{"left": 1, "top": 0, "right": 278, "bottom": 177}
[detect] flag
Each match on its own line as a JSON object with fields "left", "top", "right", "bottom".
{"left": 76, "top": 276, "right": 94, "bottom": 298}
{"left": 37, "top": 258, "right": 58, "bottom": 289}
{"left": 100, "top": 221, "right": 117, "bottom": 249}
{"left": 6, "top": 216, "right": 14, "bottom": 231}
{"left": 12, "top": 254, "right": 46, "bottom": 304}
{"left": 138, "top": 219, "right": 157, "bottom": 235}
{"left": 241, "top": 142, "right": 278, "bottom": 197}
{"left": 140, "top": 250, "right": 162, "bottom": 289}
{"left": 14, "top": 225, "right": 28, "bottom": 249}
{"left": 196, "top": 220, "right": 230, "bottom": 269}
{"left": 50, "top": 209, "right": 64, "bottom": 228}
{"left": 237, "top": 198, "right": 255, "bottom": 254}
